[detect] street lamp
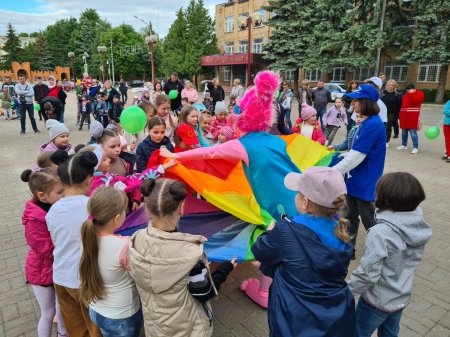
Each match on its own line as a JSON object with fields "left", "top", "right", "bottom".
{"left": 145, "top": 35, "right": 158, "bottom": 86}
{"left": 67, "top": 52, "right": 75, "bottom": 83}
{"left": 246, "top": 17, "right": 253, "bottom": 87}
{"left": 97, "top": 46, "right": 107, "bottom": 83}
{"left": 96, "top": 22, "right": 115, "bottom": 84}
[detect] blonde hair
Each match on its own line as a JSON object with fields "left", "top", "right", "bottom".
{"left": 386, "top": 79, "right": 398, "bottom": 91}
{"left": 304, "top": 194, "right": 352, "bottom": 243}
{"left": 79, "top": 187, "right": 128, "bottom": 306}
{"left": 302, "top": 79, "right": 310, "bottom": 86}
{"left": 184, "top": 80, "right": 193, "bottom": 88}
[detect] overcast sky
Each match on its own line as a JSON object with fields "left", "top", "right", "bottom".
{"left": 0, "top": 0, "right": 224, "bottom": 37}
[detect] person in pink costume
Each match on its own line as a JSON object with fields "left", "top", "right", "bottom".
{"left": 292, "top": 103, "right": 326, "bottom": 145}
{"left": 161, "top": 70, "right": 304, "bottom": 308}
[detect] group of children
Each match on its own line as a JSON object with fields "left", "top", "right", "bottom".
{"left": 20, "top": 84, "right": 432, "bottom": 337}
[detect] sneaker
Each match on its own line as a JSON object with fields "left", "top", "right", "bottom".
{"left": 34, "top": 129, "right": 40, "bottom": 133}
{"left": 20, "top": 131, "right": 25, "bottom": 135}
{"left": 442, "top": 154, "right": 448, "bottom": 160}
{"left": 396, "top": 145, "right": 408, "bottom": 150}
{"left": 411, "top": 148, "right": 418, "bottom": 154}
{"left": 446, "top": 157, "right": 450, "bottom": 163}
{"left": 393, "top": 134, "right": 399, "bottom": 139}
{"left": 386, "top": 143, "right": 389, "bottom": 148}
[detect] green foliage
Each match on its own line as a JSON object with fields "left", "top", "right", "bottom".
{"left": 35, "top": 34, "right": 53, "bottom": 71}
{"left": 2, "top": 23, "right": 23, "bottom": 66}
{"left": 162, "top": 8, "right": 188, "bottom": 77}
{"left": 44, "top": 17, "right": 78, "bottom": 69}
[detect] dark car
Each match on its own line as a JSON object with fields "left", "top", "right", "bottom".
{"left": 130, "top": 80, "right": 145, "bottom": 88}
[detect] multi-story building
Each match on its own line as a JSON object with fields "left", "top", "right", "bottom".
{"left": 200, "top": 0, "right": 271, "bottom": 91}
{"left": 0, "top": 36, "right": 36, "bottom": 58}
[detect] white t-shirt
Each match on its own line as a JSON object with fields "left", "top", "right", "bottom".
{"left": 46, "top": 195, "right": 89, "bottom": 289}
{"left": 89, "top": 235, "right": 140, "bottom": 319}
{"left": 301, "top": 123, "right": 314, "bottom": 140}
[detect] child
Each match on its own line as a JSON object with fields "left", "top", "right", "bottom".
{"left": 229, "top": 95, "right": 236, "bottom": 106}
{"left": 21, "top": 168, "right": 67, "bottom": 337}
{"left": 136, "top": 117, "right": 174, "bottom": 172}
{"left": 323, "top": 97, "right": 347, "bottom": 145}
{"left": 2, "top": 88, "right": 13, "bottom": 119}
{"left": 96, "top": 93, "right": 109, "bottom": 128}
{"left": 40, "top": 119, "right": 72, "bottom": 153}
{"left": 252, "top": 167, "right": 355, "bottom": 337}
{"left": 139, "top": 89, "right": 151, "bottom": 104}
{"left": 329, "top": 112, "right": 367, "bottom": 152}
{"left": 217, "top": 125, "right": 234, "bottom": 144}
{"left": 202, "top": 92, "right": 213, "bottom": 112}
{"left": 154, "top": 94, "right": 177, "bottom": 141}
{"left": 36, "top": 151, "right": 58, "bottom": 173}
{"left": 79, "top": 187, "right": 142, "bottom": 337}
{"left": 174, "top": 123, "right": 200, "bottom": 152}
{"left": 292, "top": 103, "right": 326, "bottom": 145}
{"left": 132, "top": 95, "right": 139, "bottom": 106}
{"left": 348, "top": 172, "right": 431, "bottom": 337}
{"left": 110, "top": 95, "right": 123, "bottom": 123}
{"left": 179, "top": 105, "right": 209, "bottom": 147}
{"left": 79, "top": 94, "right": 92, "bottom": 131}
{"left": 210, "top": 101, "right": 229, "bottom": 140}
{"left": 199, "top": 111, "right": 214, "bottom": 146}
{"left": 97, "top": 128, "right": 129, "bottom": 176}
{"left": 130, "top": 178, "right": 236, "bottom": 337}
{"left": 228, "top": 103, "right": 234, "bottom": 115}
{"left": 442, "top": 99, "right": 450, "bottom": 162}
{"left": 46, "top": 151, "right": 102, "bottom": 337}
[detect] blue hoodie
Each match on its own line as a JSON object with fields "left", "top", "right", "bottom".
{"left": 252, "top": 214, "right": 355, "bottom": 337}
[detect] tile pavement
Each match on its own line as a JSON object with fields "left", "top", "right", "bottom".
{"left": 0, "top": 93, "right": 449, "bottom": 336}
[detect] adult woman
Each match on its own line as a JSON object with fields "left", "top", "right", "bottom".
{"left": 297, "top": 79, "right": 313, "bottom": 108}
{"left": 278, "top": 81, "right": 293, "bottom": 128}
{"left": 230, "top": 78, "right": 245, "bottom": 101}
{"left": 104, "top": 80, "right": 120, "bottom": 110}
{"left": 181, "top": 80, "right": 198, "bottom": 104}
{"left": 208, "top": 78, "right": 225, "bottom": 114}
{"left": 332, "top": 84, "right": 386, "bottom": 259}
{"left": 45, "top": 76, "right": 67, "bottom": 123}
{"left": 343, "top": 80, "right": 359, "bottom": 134}
{"left": 56, "top": 81, "right": 67, "bottom": 123}
{"left": 381, "top": 80, "right": 402, "bottom": 144}
{"left": 150, "top": 82, "right": 163, "bottom": 104}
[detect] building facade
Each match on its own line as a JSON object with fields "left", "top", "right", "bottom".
{"left": 0, "top": 62, "right": 71, "bottom": 83}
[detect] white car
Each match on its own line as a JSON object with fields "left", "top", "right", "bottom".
{"left": 313, "top": 83, "right": 347, "bottom": 101}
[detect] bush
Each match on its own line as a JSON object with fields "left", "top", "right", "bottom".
{"left": 421, "top": 89, "right": 450, "bottom": 103}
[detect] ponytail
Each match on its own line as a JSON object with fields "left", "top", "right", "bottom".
{"left": 79, "top": 219, "right": 103, "bottom": 306}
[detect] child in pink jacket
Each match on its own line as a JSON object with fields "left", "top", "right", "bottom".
{"left": 40, "top": 119, "right": 73, "bottom": 153}
{"left": 21, "top": 168, "right": 67, "bottom": 337}
{"left": 292, "top": 103, "right": 326, "bottom": 145}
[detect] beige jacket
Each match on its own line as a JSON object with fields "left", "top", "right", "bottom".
{"left": 130, "top": 226, "right": 215, "bottom": 337}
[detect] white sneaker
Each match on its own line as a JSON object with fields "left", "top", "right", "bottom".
{"left": 396, "top": 145, "right": 408, "bottom": 150}
{"left": 386, "top": 143, "right": 389, "bottom": 148}
{"left": 411, "top": 148, "right": 418, "bottom": 154}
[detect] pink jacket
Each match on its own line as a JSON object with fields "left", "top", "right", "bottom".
{"left": 88, "top": 164, "right": 165, "bottom": 196}
{"left": 292, "top": 118, "right": 326, "bottom": 145}
{"left": 40, "top": 141, "right": 73, "bottom": 153}
{"left": 181, "top": 87, "right": 198, "bottom": 103}
{"left": 210, "top": 118, "right": 229, "bottom": 140}
{"left": 22, "top": 200, "right": 54, "bottom": 286}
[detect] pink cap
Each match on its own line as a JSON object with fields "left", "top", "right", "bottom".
{"left": 284, "top": 167, "right": 346, "bottom": 208}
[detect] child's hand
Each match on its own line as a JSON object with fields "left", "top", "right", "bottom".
{"left": 163, "top": 158, "right": 177, "bottom": 170}
{"left": 267, "top": 221, "right": 275, "bottom": 230}
{"left": 132, "top": 201, "right": 140, "bottom": 211}
{"left": 160, "top": 147, "right": 176, "bottom": 159}
{"left": 230, "top": 257, "right": 238, "bottom": 268}
{"left": 130, "top": 141, "right": 137, "bottom": 151}
{"left": 327, "top": 145, "right": 334, "bottom": 150}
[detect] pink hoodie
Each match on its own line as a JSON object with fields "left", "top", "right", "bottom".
{"left": 22, "top": 200, "right": 54, "bottom": 286}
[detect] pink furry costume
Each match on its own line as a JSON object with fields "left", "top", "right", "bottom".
{"left": 169, "top": 70, "right": 303, "bottom": 308}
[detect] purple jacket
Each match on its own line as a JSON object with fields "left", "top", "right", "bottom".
{"left": 323, "top": 106, "right": 348, "bottom": 127}
{"left": 40, "top": 141, "right": 72, "bottom": 153}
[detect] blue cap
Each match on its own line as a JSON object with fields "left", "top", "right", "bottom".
{"left": 346, "top": 84, "right": 379, "bottom": 101}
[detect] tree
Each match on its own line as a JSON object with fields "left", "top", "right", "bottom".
{"left": 18, "top": 32, "right": 29, "bottom": 37}
{"left": 44, "top": 18, "right": 78, "bottom": 68}
{"left": 401, "top": 0, "right": 450, "bottom": 103}
{"left": 184, "top": 0, "right": 219, "bottom": 85}
{"left": 35, "top": 35, "right": 53, "bottom": 70}
{"left": 161, "top": 8, "right": 188, "bottom": 78}
{"left": 2, "top": 23, "right": 23, "bottom": 66}
{"left": 22, "top": 42, "right": 37, "bottom": 69}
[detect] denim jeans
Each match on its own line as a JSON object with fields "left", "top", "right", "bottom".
{"left": 59, "top": 105, "right": 65, "bottom": 123}
{"left": 356, "top": 298, "right": 403, "bottom": 337}
{"left": 89, "top": 307, "right": 142, "bottom": 337}
{"left": 316, "top": 107, "right": 326, "bottom": 131}
{"left": 19, "top": 103, "right": 39, "bottom": 132}
{"left": 402, "top": 129, "right": 418, "bottom": 148}
{"left": 282, "top": 107, "right": 292, "bottom": 128}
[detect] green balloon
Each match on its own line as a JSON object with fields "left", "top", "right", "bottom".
{"left": 275, "top": 90, "right": 280, "bottom": 99}
{"left": 168, "top": 90, "right": 179, "bottom": 99}
{"left": 120, "top": 106, "right": 147, "bottom": 134}
{"left": 34, "top": 103, "right": 40, "bottom": 111}
{"left": 425, "top": 125, "right": 440, "bottom": 140}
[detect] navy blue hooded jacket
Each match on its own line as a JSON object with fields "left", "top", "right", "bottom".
{"left": 252, "top": 214, "right": 355, "bottom": 337}
{"left": 136, "top": 136, "right": 174, "bottom": 173}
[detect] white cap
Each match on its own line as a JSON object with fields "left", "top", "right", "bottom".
{"left": 368, "top": 77, "right": 383, "bottom": 89}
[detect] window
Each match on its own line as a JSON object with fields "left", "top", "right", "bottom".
{"left": 332, "top": 67, "right": 346, "bottom": 82}
{"left": 304, "top": 69, "right": 321, "bottom": 82}
{"left": 253, "top": 9, "right": 267, "bottom": 27}
{"left": 239, "top": 40, "right": 248, "bottom": 53}
{"left": 253, "top": 38, "right": 263, "bottom": 54}
{"left": 285, "top": 70, "right": 294, "bottom": 81}
{"left": 238, "top": 13, "right": 249, "bottom": 30}
{"left": 224, "top": 42, "right": 234, "bottom": 54}
{"left": 224, "top": 66, "right": 231, "bottom": 82}
{"left": 384, "top": 60, "right": 408, "bottom": 82}
{"left": 354, "top": 68, "right": 375, "bottom": 81}
{"left": 225, "top": 16, "right": 234, "bottom": 33}
{"left": 418, "top": 61, "right": 442, "bottom": 82}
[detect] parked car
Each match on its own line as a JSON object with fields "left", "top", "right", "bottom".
{"left": 130, "top": 80, "right": 145, "bottom": 88}
{"left": 313, "top": 83, "right": 347, "bottom": 101}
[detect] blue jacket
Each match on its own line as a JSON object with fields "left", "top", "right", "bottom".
{"left": 334, "top": 125, "right": 358, "bottom": 151}
{"left": 252, "top": 214, "right": 355, "bottom": 337}
{"left": 443, "top": 100, "right": 450, "bottom": 125}
{"left": 136, "top": 136, "right": 174, "bottom": 173}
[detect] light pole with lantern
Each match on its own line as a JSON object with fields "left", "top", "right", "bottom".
{"left": 97, "top": 46, "right": 107, "bottom": 83}
{"left": 145, "top": 35, "right": 158, "bottom": 86}
{"left": 67, "top": 52, "right": 76, "bottom": 83}
{"left": 243, "top": 12, "right": 262, "bottom": 87}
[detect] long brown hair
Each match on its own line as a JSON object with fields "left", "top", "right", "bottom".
{"left": 79, "top": 187, "right": 128, "bottom": 306}
{"left": 178, "top": 105, "right": 197, "bottom": 124}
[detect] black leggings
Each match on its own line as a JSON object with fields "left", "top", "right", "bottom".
{"left": 346, "top": 195, "right": 376, "bottom": 246}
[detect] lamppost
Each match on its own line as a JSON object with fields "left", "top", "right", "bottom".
{"left": 97, "top": 46, "right": 107, "bottom": 83}
{"left": 246, "top": 17, "right": 252, "bottom": 87}
{"left": 82, "top": 52, "right": 89, "bottom": 73}
{"left": 96, "top": 22, "right": 115, "bottom": 84}
{"left": 145, "top": 35, "right": 158, "bottom": 86}
{"left": 67, "top": 52, "right": 75, "bottom": 83}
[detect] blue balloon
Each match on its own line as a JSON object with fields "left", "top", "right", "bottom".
{"left": 234, "top": 104, "right": 241, "bottom": 115}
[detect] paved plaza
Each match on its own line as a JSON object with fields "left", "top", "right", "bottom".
{"left": 0, "top": 93, "right": 449, "bottom": 337}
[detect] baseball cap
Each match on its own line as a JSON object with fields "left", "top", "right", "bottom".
{"left": 367, "top": 77, "right": 383, "bottom": 89}
{"left": 346, "top": 84, "right": 379, "bottom": 101}
{"left": 284, "top": 167, "right": 346, "bottom": 209}
{"left": 176, "top": 124, "right": 199, "bottom": 146}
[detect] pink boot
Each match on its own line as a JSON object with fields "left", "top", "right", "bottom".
{"left": 240, "top": 274, "right": 272, "bottom": 308}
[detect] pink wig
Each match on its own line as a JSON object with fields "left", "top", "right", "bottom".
{"left": 237, "top": 70, "right": 280, "bottom": 133}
